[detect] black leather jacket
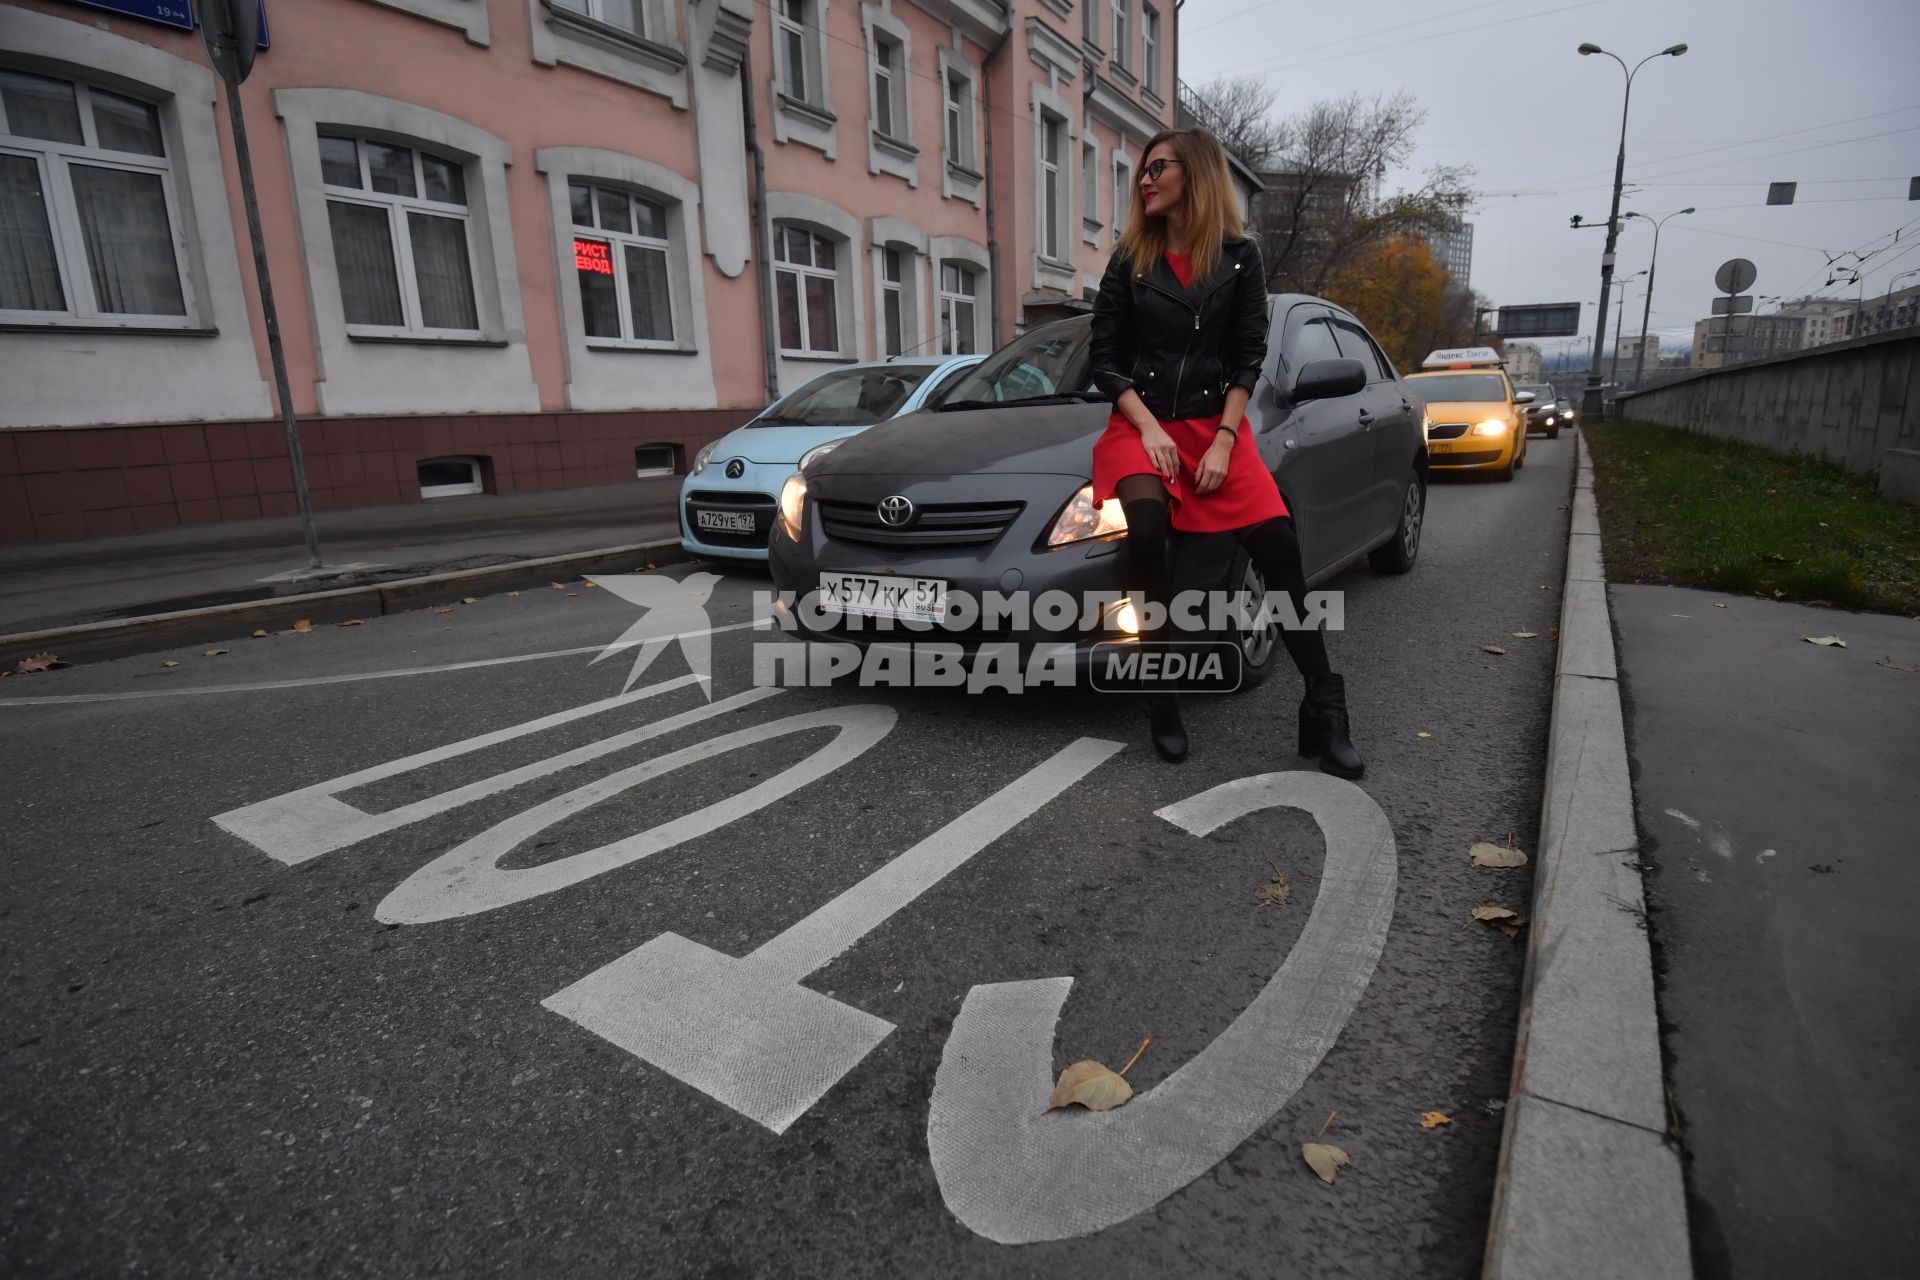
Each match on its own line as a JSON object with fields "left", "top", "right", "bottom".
{"left": 1090, "top": 235, "right": 1269, "bottom": 420}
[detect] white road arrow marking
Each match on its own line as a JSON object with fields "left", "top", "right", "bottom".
{"left": 542, "top": 736, "right": 1125, "bottom": 1135}
{"left": 926, "top": 770, "right": 1396, "bottom": 1244}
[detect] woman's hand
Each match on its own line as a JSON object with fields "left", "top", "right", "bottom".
{"left": 1194, "top": 433, "right": 1235, "bottom": 494}
{"left": 1136, "top": 421, "right": 1182, "bottom": 481}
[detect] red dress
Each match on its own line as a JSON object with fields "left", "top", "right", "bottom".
{"left": 1089, "top": 251, "right": 1289, "bottom": 532}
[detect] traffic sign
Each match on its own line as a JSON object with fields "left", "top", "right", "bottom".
{"left": 1715, "top": 258, "right": 1758, "bottom": 295}
{"left": 1707, "top": 316, "right": 1752, "bottom": 337}
{"left": 1711, "top": 295, "right": 1754, "bottom": 315}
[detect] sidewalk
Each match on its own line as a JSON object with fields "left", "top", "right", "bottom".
{"left": 1612, "top": 585, "right": 1920, "bottom": 1279}
{"left": 0, "top": 478, "right": 685, "bottom": 636}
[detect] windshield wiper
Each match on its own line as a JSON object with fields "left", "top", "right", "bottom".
{"left": 748, "top": 415, "right": 812, "bottom": 426}
{"left": 935, "top": 390, "right": 1106, "bottom": 412}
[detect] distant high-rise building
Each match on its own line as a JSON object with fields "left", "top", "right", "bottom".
{"left": 1502, "top": 342, "right": 1542, "bottom": 383}
{"left": 1615, "top": 333, "right": 1658, "bottom": 370}
{"left": 1775, "top": 298, "right": 1856, "bottom": 348}
{"left": 1831, "top": 283, "right": 1920, "bottom": 340}
{"left": 1425, "top": 219, "right": 1473, "bottom": 287}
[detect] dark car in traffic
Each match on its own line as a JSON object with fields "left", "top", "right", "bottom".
{"left": 1517, "top": 383, "right": 1564, "bottom": 438}
{"left": 766, "top": 298, "right": 1428, "bottom": 684}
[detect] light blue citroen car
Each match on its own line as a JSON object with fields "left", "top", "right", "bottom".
{"left": 679, "top": 354, "right": 982, "bottom": 562}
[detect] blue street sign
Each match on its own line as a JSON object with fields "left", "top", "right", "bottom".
{"left": 60, "top": 0, "right": 270, "bottom": 48}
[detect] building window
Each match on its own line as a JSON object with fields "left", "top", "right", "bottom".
{"left": 1111, "top": 0, "right": 1129, "bottom": 71}
{"left": 1039, "top": 114, "right": 1063, "bottom": 261}
{"left": 1141, "top": 6, "right": 1160, "bottom": 95}
{"left": 872, "top": 31, "right": 903, "bottom": 141}
{"left": 774, "top": 224, "right": 841, "bottom": 355}
{"left": 550, "top": 0, "right": 651, "bottom": 38}
{"left": 1081, "top": 0, "right": 1098, "bottom": 45}
{"left": 881, "top": 247, "right": 905, "bottom": 356}
{"left": 944, "top": 71, "right": 974, "bottom": 170}
{"left": 1081, "top": 139, "right": 1099, "bottom": 232}
{"left": 937, "top": 263, "right": 977, "bottom": 355}
{"left": 634, "top": 443, "right": 679, "bottom": 476}
{"left": 568, "top": 180, "right": 674, "bottom": 344}
{"left": 320, "top": 133, "right": 479, "bottom": 333}
{"left": 418, "top": 456, "right": 486, "bottom": 498}
{"left": 0, "top": 70, "right": 189, "bottom": 322}
{"left": 777, "top": 0, "right": 814, "bottom": 102}
{"left": 1112, "top": 155, "right": 1131, "bottom": 243}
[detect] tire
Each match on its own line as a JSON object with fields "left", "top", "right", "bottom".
{"left": 1221, "top": 546, "right": 1276, "bottom": 689}
{"left": 1368, "top": 474, "right": 1423, "bottom": 574}
{"left": 1513, "top": 434, "right": 1526, "bottom": 471}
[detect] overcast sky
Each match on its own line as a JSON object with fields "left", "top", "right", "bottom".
{"left": 1178, "top": 0, "right": 1920, "bottom": 356}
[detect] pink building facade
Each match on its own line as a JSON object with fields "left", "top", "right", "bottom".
{"left": 0, "top": 0, "right": 1177, "bottom": 543}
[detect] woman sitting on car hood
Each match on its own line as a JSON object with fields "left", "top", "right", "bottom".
{"left": 1089, "top": 126, "right": 1364, "bottom": 777}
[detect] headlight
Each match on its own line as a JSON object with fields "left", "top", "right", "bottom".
{"left": 1544, "top": 415, "right": 1556, "bottom": 425}
{"left": 693, "top": 441, "right": 718, "bottom": 474}
{"left": 1045, "top": 484, "right": 1128, "bottom": 547}
{"left": 1473, "top": 419, "right": 1509, "bottom": 436}
{"left": 799, "top": 440, "right": 842, "bottom": 472}
{"left": 778, "top": 472, "right": 808, "bottom": 542}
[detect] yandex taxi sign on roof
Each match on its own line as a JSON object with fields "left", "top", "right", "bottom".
{"left": 1421, "top": 347, "right": 1504, "bottom": 370}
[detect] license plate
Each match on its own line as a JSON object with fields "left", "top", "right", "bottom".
{"left": 697, "top": 509, "right": 756, "bottom": 532}
{"left": 818, "top": 572, "right": 947, "bottom": 622}
{"left": 1428, "top": 440, "right": 1453, "bottom": 454}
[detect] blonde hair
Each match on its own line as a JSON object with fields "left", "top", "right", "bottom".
{"left": 1115, "top": 127, "right": 1246, "bottom": 282}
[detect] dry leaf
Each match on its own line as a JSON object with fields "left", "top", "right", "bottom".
{"left": 275, "top": 629, "right": 297, "bottom": 636}
{"left": 1713, "top": 602, "right": 1728, "bottom": 609}
{"left": 1254, "top": 871, "right": 1292, "bottom": 907}
{"left": 14, "top": 652, "right": 68, "bottom": 673}
{"left": 336, "top": 619, "right": 364, "bottom": 627}
{"left": 1417, "top": 730, "right": 1432, "bottom": 738}
{"left": 434, "top": 606, "right": 454, "bottom": 614}
{"left": 507, "top": 591, "right": 521, "bottom": 598}
{"left": 203, "top": 649, "right": 229, "bottom": 657}
{"left": 462, "top": 597, "right": 479, "bottom": 605}
{"left": 1801, "top": 635, "right": 1846, "bottom": 648}
{"left": 1420, "top": 1111, "right": 1453, "bottom": 1129}
{"left": 1302, "top": 1142, "right": 1350, "bottom": 1184}
{"left": 583, "top": 582, "right": 598, "bottom": 589}
{"left": 1511, "top": 631, "right": 1539, "bottom": 639}
{"left": 643, "top": 562, "right": 656, "bottom": 570}
{"left": 550, "top": 582, "right": 567, "bottom": 590}
{"left": 1470, "top": 841, "right": 1529, "bottom": 868}
{"left": 1047, "top": 1060, "right": 1134, "bottom": 1112}
{"left": 251, "top": 629, "right": 269, "bottom": 638}
{"left": 1472, "top": 906, "right": 1528, "bottom": 939}
{"left": 162, "top": 660, "right": 179, "bottom": 668}
{"left": 1480, "top": 645, "right": 1506, "bottom": 655}
{"left": 1877, "top": 656, "right": 1920, "bottom": 673}
{"left": 565, "top": 592, "right": 579, "bottom": 598}
{"left": 292, "top": 619, "right": 313, "bottom": 633}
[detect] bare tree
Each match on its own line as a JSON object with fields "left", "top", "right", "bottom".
{"left": 1182, "top": 76, "right": 1289, "bottom": 171}
{"left": 1251, "top": 92, "right": 1474, "bottom": 294}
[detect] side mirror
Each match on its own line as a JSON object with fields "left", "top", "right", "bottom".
{"left": 1292, "top": 358, "right": 1368, "bottom": 403}
{"left": 1513, "top": 391, "right": 1537, "bottom": 405}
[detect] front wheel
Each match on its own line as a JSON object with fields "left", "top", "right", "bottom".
{"left": 1221, "top": 547, "right": 1276, "bottom": 689}
{"left": 1368, "top": 474, "right": 1423, "bottom": 574}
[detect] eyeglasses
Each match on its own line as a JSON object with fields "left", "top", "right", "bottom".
{"left": 1140, "top": 158, "right": 1182, "bottom": 183}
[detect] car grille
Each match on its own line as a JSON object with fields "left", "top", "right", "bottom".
{"left": 1431, "top": 449, "right": 1502, "bottom": 467}
{"left": 1427, "top": 423, "right": 1469, "bottom": 441}
{"left": 686, "top": 490, "right": 776, "bottom": 547}
{"left": 818, "top": 499, "right": 1026, "bottom": 549}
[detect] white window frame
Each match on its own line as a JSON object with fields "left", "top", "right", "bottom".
{"left": 535, "top": 146, "right": 713, "bottom": 413}
{"left": 1081, "top": 0, "right": 1104, "bottom": 53}
{"left": 633, "top": 443, "right": 679, "bottom": 477}
{"left": 319, "top": 134, "right": 482, "bottom": 339}
{"left": 1112, "top": 151, "right": 1133, "bottom": 245}
{"left": 774, "top": 225, "right": 844, "bottom": 356}
{"left": 365, "top": 0, "right": 491, "bottom": 45}
{"left": 527, "top": 0, "right": 688, "bottom": 105}
{"left": 936, "top": 261, "right": 979, "bottom": 356}
{"left": 936, "top": 45, "right": 982, "bottom": 207}
{"left": 1038, "top": 113, "right": 1064, "bottom": 262}
{"left": 872, "top": 32, "right": 899, "bottom": 139}
{"left": 861, "top": 3, "right": 917, "bottom": 185}
{"left": 880, "top": 246, "right": 907, "bottom": 356}
{"left": 1141, "top": 5, "right": 1161, "bottom": 98}
{"left": 1110, "top": 0, "right": 1131, "bottom": 76}
{"left": 418, "top": 455, "right": 485, "bottom": 498}
{"left": 766, "top": 192, "right": 864, "bottom": 385}
{"left": 770, "top": 0, "right": 838, "bottom": 158}
{"left": 1028, "top": 81, "right": 1078, "bottom": 293}
{"left": 275, "top": 88, "right": 537, "bottom": 417}
{"left": 567, "top": 179, "right": 678, "bottom": 349}
{"left": 1080, "top": 136, "right": 1101, "bottom": 245}
{"left": 868, "top": 216, "right": 925, "bottom": 360}
{"left": 929, "top": 235, "right": 988, "bottom": 358}
{"left": 0, "top": 72, "right": 198, "bottom": 330}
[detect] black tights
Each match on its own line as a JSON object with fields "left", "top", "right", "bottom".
{"left": 1115, "top": 474, "right": 1332, "bottom": 680}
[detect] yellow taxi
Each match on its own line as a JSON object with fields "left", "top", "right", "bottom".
{"left": 1405, "top": 347, "right": 1534, "bottom": 482}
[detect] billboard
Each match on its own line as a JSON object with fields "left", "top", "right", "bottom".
{"left": 1497, "top": 303, "right": 1581, "bottom": 339}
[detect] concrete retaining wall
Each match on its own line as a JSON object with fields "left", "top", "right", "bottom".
{"left": 1615, "top": 328, "right": 1919, "bottom": 480}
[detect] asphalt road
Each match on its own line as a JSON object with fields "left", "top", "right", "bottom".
{"left": 2, "top": 439, "right": 1573, "bottom": 1279}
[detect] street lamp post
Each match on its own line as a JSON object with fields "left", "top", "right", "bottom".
{"left": 1624, "top": 207, "right": 1694, "bottom": 385}
{"left": 1609, "top": 269, "right": 1648, "bottom": 386}
{"left": 1878, "top": 268, "right": 1920, "bottom": 335}
{"left": 1577, "top": 40, "right": 1689, "bottom": 423}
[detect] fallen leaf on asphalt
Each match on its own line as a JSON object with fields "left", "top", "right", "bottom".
{"left": 14, "top": 652, "right": 68, "bottom": 673}
{"left": 336, "top": 619, "right": 363, "bottom": 627}
{"left": 1470, "top": 841, "right": 1529, "bottom": 868}
{"left": 203, "top": 649, "right": 229, "bottom": 657}
{"left": 565, "top": 592, "right": 579, "bottom": 598}
{"left": 251, "top": 629, "right": 269, "bottom": 638}
{"left": 507, "top": 591, "right": 521, "bottom": 598}
{"left": 1472, "top": 906, "right": 1528, "bottom": 939}
{"left": 462, "top": 597, "right": 479, "bottom": 605}
{"left": 583, "top": 581, "right": 598, "bottom": 589}
{"left": 1806, "top": 599, "right": 1831, "bottom": 607}
{"left": 1801, "top": 635, "right": 1846, "bottom": 648}
{"left": 1713, "top": 603, "right": 1728, "bottom": 609}
{"left": 1417, "top": 730, "right": 1432, "bottom": 738}
{"left": 644, "top": 562, "right": 656, "bottom": 570}
{"left": 275, "top": 629, "right": 297, "bottom": 636}
{"left": 162, "top": 660, "right": 179, "bottom": 668}
{"left": 550, "top": 582, "right": 567, "bottom": 590}
{"left": 1302, "top": 1143, "right": 1350, "bottom": 1184}
{"left": 1511, "top": 631, "right": 1538, "bottom": 639}
{"left": 1046, "top": 1060, "right": 1134, "bottom": 1112}
{"left": 1254, "top": 867, "right": 1292, "bottom": 907}
{"left": 293, "top": 619, "right": 314, "bottom": 633}
{"left": 1876, "top": 656, "right": 1920, "bottom": 673}
{"left": 1420, "top": 1112, "right": 1453, "bottom": 1130}
{"left": 433, "top": 606, "right": 454, "bottom": 614}
{"left": 1480, "top": 645, "right": 1506, "bottom": 655}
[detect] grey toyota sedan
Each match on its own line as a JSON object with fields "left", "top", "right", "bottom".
{"left": 766, "top": 299, "right": 1427, "bottom": 683}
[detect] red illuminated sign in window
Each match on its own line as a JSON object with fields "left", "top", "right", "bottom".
{"left": 574, "top": 238, "right": 613, "bottom": 275}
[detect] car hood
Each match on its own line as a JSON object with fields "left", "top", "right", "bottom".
{"left": 706, "top": 422, "right": 884, "bottom": 465}
{"left": 808, "top": 401, "right": 1108, "bottom": 478}
{"left": 1418, "top": 399, "right": 1514, "bottom": 421}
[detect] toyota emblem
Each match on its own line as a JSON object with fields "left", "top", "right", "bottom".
{"left": 724, "top": 458, "right": 745, "bottom": 479}
{"left": 877, "top": 495, "right": 914, "bottom": 526}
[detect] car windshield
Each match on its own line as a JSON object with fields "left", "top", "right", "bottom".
{"left": 1411, "top": 372, "right": 1508, "bottom": 401}
{"left": 936, "top": 320, "right": 1097, "bottom": 409}
{"left": 751, "top": 366, "right": 933, "bottom": 426}
{"left": 1520, "top": 384, "right": 1555, "bottom": 400}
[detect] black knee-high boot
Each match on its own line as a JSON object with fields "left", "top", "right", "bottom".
{"left": 1239, "top": 518, "right": 1364, "bottom": 778}
{"left": 1121, "top": 494, "right": 1186, "bottom": 762}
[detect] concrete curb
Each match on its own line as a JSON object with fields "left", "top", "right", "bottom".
{"left": 0, "top": 539, "right": 690, "bottom": 667}
{"left": 1482, "top": 435, "right": 1692, "bottom": 1280}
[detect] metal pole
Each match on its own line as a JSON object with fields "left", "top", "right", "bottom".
{"left": 1611, "top": 280, "right": 1628, "bottom": 384}
{"left": 1583, "top": 63, "right": 1630, "bottom": 423}
{"left": 221, "top": 74, "right": 321, "bottom": 568}
{"left": 739, "top": 48, "right": 780, "bottom": 403}
{"left": 1634, "top": 222, "right": 1660, "bottom": 385}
